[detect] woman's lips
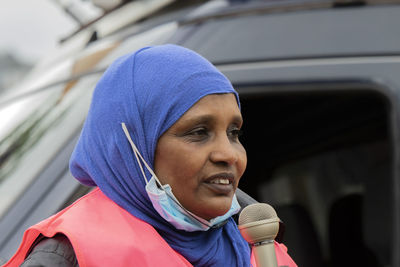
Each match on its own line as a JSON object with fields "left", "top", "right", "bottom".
{"left": 203, "top": 173, "right": 235, "bottom": 195}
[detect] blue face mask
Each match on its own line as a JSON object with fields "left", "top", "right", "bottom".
{"left": 122, "top": 123, "right": 241, "bottom": 232}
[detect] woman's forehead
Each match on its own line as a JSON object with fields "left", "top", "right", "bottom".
{"left": 174, "top": 94, "right": 242, "bottom": 125}
{"left": 187, "top": 93, "right": 239, "bottom": 111}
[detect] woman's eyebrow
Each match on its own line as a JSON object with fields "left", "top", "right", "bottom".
{"left": 180, "top": 114, "right": 243, "bottom": 126}
{"left": 232, "top": 115, "right": 244, "bottom": 125}
{"left": 180, "top": 114, "right": 214, "bottom": 126}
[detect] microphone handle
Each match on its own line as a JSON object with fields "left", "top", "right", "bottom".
{"left": 253, "top": 241, "right": 278, "bottom": 267}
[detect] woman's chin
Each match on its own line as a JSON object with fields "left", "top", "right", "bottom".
{"left": 197, "top": 202, "right": 232, "bottom": 221}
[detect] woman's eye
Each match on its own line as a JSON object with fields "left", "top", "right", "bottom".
{"left": 184, "top": 127, "right": 209, "bottom": 141}
{"left": 190, "top": 128, "right": 208, "bottom": 136}
{"left": 228, "top": 128, "right": 243, "bottom": 140}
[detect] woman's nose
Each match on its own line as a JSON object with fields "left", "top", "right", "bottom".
{"left": 209, "top": 135, "right": 238, "bottom": 166}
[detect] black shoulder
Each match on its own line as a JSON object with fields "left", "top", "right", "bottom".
{"left": 20, "top": 234, "right": 78, "bottom": 267}
{"left": 236, "top": 188, "right": 258, "bottom": 210}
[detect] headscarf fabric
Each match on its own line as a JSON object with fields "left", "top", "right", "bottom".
{"left": 69, "top": 44, "right": 250, "bottom": 266}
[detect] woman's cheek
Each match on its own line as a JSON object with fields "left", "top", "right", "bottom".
{"left": 237, "top": 145, "right": 247, "bottom": 177}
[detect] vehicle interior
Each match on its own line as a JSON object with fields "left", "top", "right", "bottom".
{"left": 237, "top": 83, "right": 392, "bottom": 267}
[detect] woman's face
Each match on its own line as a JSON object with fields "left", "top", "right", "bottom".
{"left": 154, "top": 93, "right": 247, "bottom": 221}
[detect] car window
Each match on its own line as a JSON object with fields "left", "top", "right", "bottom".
{"left": 0, "top": 72, "right": 103, "bottom": 219}
{"left": 237, "top": 85, "right": 392, "bottom": 266}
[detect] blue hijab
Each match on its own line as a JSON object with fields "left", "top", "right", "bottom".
{"left": 69, "top": 44, "right": 251, "bottom": 267}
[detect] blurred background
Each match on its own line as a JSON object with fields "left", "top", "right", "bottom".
{"left": 0, "top": 0, "right": 101, "bottom": 93}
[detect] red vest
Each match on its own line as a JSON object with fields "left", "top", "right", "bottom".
{"left": 4, "top": 188, "right": 296, "bottom": 267}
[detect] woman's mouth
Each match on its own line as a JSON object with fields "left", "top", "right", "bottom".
{"left": 204, "top": 173, "right": 235, "bottom": 195}
{"left": 209, "top": 178, "right": 230, "bottom": 185}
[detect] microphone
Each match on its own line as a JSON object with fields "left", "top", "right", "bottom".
{"left": 238, "top": 203, "right": 280, "bottom": 267}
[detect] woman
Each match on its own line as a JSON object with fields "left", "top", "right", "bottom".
{"left": 5, "top": 45, "right": 296, "bottom": 266}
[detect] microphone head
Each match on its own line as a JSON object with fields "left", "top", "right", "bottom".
{"left": 238, "top": 203, "right": 277, "bottom": 225}
{"left": 238, "top": 203, "right": 280, "bottom": 245}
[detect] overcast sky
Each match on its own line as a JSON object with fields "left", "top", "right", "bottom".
{"left": 0, "top": 0, "right": 77, "bottom": 64}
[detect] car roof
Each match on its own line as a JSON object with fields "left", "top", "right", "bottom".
{"left": 178, "top": 1, "right": 400, "bottom": 64}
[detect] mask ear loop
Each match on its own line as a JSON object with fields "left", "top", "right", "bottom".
{"left": 121, "top": 123, "right": 162, "bottom": 187}
{"left": 121, "top": 122, "right": 224, "bottom": 228}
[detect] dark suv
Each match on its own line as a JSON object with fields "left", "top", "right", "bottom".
{"left": 1, "top": 0, "right": 400, "bottom": 266}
